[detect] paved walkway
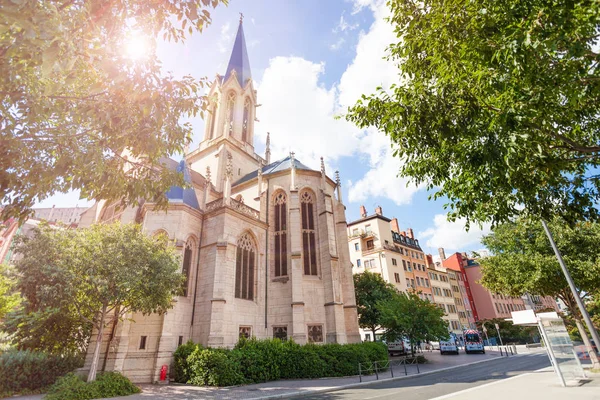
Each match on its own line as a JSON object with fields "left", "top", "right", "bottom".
{"left": 429, "top": 367, "right": 600, "bottom": 400}
{"left": 8, "top": 347, "right": 545, "bottom": 400}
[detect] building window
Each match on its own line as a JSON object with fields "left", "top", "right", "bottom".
{"left": 235, "top": 233, "right": 256, "bottom": 300}
{"left": 366, "top": 240, "right": 374, "bottom": 250}
{"left": 354, "top": 243, "right": 359, "bottom": 251}
{"left": 394, "top": 272, "right": 400, "bottom": 283}
{"left": 226, "top": 91, "right": 236, "bottom": 134}
{"left": 208, "top": 94, "right": 218, "bottom": 139}
{"left": 178, "top": 336, "right": 183, "bottom": 347}
{"left": 364, "top": 333, "right": 371, "bottom": 342}
{"left": 139, "top": 336, "right": 147, "bottom": 350}
{"left": 413, "top": 262, "right": 417, "bottom": 270}
{"left": 274, "top": 192, "right": 288, "bottom": 277}
{"left": 352, "top": 228, "right": 359, "bottom": 236}
{"left": 392, "top": 258, "right": 397, "bottom": 266}
{"left": 301, "top": 191, "right": 318, "bottom": 275}
{"left": 356, "top": 259, "right": 361, "bottom": 268}
{"left": 308, "top": 325, "right": 323, "bottom": 343}
{"left": 411, "top": 279, "right": 415, "bottom": 288}
{"left": 402, "top": 260, "right": 407, "bottom": 270}
{"left": 406, "top": 278, "right": 410, "bottom": 287}
{"left": 242, "top": 97, "right": 251, "bottom": 142}
{"left": 239, "top": 326, "right": 252, "bottom": 339}
{"left": 181, "top": 240, "right": 193, "bottom": 296}
{"left": 425, "top": 278, "right": 429, "bottom": 287}
{"left": 273, "top": 326, "right": 288, "bottom": 341}
{"left": 365, "top": 225, "right": 372, "bottom": 233}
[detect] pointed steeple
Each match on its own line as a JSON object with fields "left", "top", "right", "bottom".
{"left": 225, "top": 16, "right": 252, "bottom": 87}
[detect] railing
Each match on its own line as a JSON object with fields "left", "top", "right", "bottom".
{"left": 348, "top": 229, "right": 377, "bottom": 240}
{"left": 358, "top": 357, "right": 422, "bottom": 382}
{"left": 205, "top": 198, "right": 260, "bottom": 220}
{"left": 229, "top": 197, "right": 260, "bottom": 219}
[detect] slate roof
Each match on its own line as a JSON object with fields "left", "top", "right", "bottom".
{"left": 224, "top": 21, "right": 252, "bottom": 87}
{"left": 233, "top": 156, "right": 315, "bottom": 186}
{"left": 164, "top": 160, "right": 201, "bottom": 210}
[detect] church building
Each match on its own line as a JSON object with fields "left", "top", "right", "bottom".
{"left": 79, "top": 18, "right": 361, "bottom": 383}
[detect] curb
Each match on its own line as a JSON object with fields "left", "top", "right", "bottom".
{"left": 253, "top": 352, "right": 540, "bottom": 400}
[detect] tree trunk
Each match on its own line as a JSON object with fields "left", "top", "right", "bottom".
{"left": 372, "top": 327, "right": 377, "bottom": 341}
{"left": 87, "top": 306, "right": 107, "bottom": 382}
{"left": 574, "top": 317, "right": 600, "bottom": 369}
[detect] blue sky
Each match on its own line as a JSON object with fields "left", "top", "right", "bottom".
{"left": 37, "top": 0, "right": 491, "bottom": 257}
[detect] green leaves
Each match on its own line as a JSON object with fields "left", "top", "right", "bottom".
{"left": 346, "top": 0, "right": 600, "bottom": 226}
{"left": 353, "top": 271, "right": 397, "bottom": 334}
{"left": 4, "top": 222, "right": 183, "bottom": 356}
{"left": 0, "top": 0, "right": 225, "bottom": 222}
{"left": 479, "top": 217, "right": 600, "bottom": 313}
{"left": 378, "top": 291, "right": 449, "bottom": 346}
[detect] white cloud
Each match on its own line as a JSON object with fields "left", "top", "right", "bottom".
{"left": 256, "top": 57, "right": 360, "bottom": 168}
{"left": 333, "top": 14, "right": 359, "bottom": 33}
{"left": 330, "top": 37, "right": 345, "bottom": 51}
{"left": 418, "top": 215, "right": 492, "bottom": 251}
{"left": 218, "top": 22, "right": 233, "bottom": 53}
{"left": 255, "top": 0, "right": 423, "bottom": 205}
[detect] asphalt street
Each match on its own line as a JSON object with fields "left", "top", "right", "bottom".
{"left": 300, "top": 353, "right": 551, "bottom": 400}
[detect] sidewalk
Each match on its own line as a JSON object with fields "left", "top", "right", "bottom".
{"left": 429, "top": 367, "right": 600, "bottom": 400}
{"left": 8, "top": 348, "right": 542, "bottom": 400}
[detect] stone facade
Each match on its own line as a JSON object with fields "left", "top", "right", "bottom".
{"left": 78, "top": 20, "right": 360, "bottom": 383}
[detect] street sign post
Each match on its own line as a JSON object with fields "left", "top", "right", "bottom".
{"left": 495, "top": 323, "right": 504, "bottom": 346}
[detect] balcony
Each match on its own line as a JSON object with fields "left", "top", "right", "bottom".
{"left": 205, "top": 197, "right": 260, "bottom": 220}
{"left": 348, "top": 229, "right": 377, "bottom": 240}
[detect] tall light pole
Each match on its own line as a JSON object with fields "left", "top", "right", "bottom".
{"left": 541, "top": 220, "right": 600, "bottom": 356}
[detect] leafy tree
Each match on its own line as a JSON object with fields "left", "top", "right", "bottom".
{"left": 477, "top": 318, "right": 538, "bottom": 344}
{"left": 480, "top": 218, "right": 600, "bottom": 367}
{"left": 346, "top": 0, "right": 600, "bottom": 226}
{"left": 353, "top": 271, "right": 397, "bottom": 339}
{"left": 8, "top": 222, "right": 183, "bottom": 381}
{"left": 378, "top": 291, "right": 448, "bottom": 355}
{"left": 0, "top": 264, "right": 20, "bottom": 320}
{"left": 0, "top": 0, "right": 225, "bottom": 222}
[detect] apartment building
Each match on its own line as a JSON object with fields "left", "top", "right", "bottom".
{"left": 348, "top": 206, "right": 434, "bottom": 340}
{"left": 447, "top": 269, "right": 471, "bottom": 330}
{"left": 427, "top": 261, "right": 462, "bottom": 337}
{"left": 33, "top": 205, "right": 87, "bottom": 226}
{"left": 440, "top": 250, "right": 559, "bottom": 321}
{"left": 440, "top": 249, "right": 478, "bottom": 327}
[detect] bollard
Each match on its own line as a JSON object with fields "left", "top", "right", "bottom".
{"left": 510, "top": 346, "right": 513, "bottom": 355}
{"left": 500, "top": 347, "right": 503, "bottom": 356}
{"left": 390, "top": 361, "right": 394, "bottom": 378}
{"left": 359, "top": 363, "right": 362, "bottom": 383}
{"left": 505, "top": 346, "right": 509, "bottom": 356}
{"left": 404, "top": 359, "right": 408, "bottom": 376}
{"left": 416, "top": 359, "right": 420, "bottom": 374}
{"left": 375, "top": 361, "right": 379, "bottom": 380}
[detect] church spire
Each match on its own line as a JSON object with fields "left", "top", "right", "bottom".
{"left": 225, "top": 16, "right": 252, "bottom": 87}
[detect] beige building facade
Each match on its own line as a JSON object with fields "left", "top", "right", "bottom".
{"left": 79, "top": 20, "right": 360, "bottom": 383}
{"left": 348, "top": 206, "right": 433, "bottom": 340}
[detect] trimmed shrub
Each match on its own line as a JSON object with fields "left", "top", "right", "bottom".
{"left": 175, "top": 339, "right": 388, "bottom": 387}
{"left": 45, "top": 371, "right": 141, "bottom": 400}
{"left": 187, "top": 347, "right": 245, "bottom": 387}
{"left": 0, "top": 350, "right": 82, "bottom": 396}
{"left": 172, "top": 340, "right": 200, "bottom": 383}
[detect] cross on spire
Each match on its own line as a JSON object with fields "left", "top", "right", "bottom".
{"left": 239, "top": 12, "right": 244, "bottom": 23}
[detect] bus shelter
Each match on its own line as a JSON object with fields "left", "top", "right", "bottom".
{"left": 511, "top": 310, "right": 586, "bottom": 387}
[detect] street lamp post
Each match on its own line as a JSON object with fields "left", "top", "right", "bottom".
{"left": 495, "top": 323, "right": 504, "bottom": 346}
{"left": 541, "top": 220, "right": 600, "bottom": 362}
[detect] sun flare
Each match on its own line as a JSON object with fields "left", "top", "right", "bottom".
{"left": 124, "top": 31, "right": 150, "bottom": 61}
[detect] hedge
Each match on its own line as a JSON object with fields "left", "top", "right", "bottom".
{"left": 45, "top": 372, "right": 141, "bottom": 400}
{"left": 0, "top": 350, "right": 82, "bottom": 396}
{"left": 173, "top": 338, "right": 388, "bottom": 387}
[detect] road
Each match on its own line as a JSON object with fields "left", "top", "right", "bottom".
{"left": 301, "top": 353, "right": 550, "bottom": 400}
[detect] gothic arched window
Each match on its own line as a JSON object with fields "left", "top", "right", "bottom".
{"left": 300, "top": 191, "right": 318, "bottom": 275}
{"left": 99, "top": 201, "right": 123, "bottom": 224}
{"left": 242, "top": 98, "right": 251, "bottom": 143}
{"left": 226, "top": 91, "right": 236, "bottom": 135}
{"left": 208, "top": 94, "right": 218, "bottom": 139}
{"left": 274, "top": 192, "right": 287, "bottom": 277}
{"left": 181, "top": 239, "right": 194, "bottom": 296}
{"left": 235, "top": 233, "right": 256, "bottom": 300}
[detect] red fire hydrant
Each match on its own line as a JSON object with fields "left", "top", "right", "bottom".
{"left": 159, "top": 365, "right": 168, "bottom": 381}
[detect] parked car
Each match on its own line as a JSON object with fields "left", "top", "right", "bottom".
{"left": 440, "top": 334, "right": 460, "bottom": 355}
{"left": 387, "top": 340, "right": 407, "bottom": 356}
